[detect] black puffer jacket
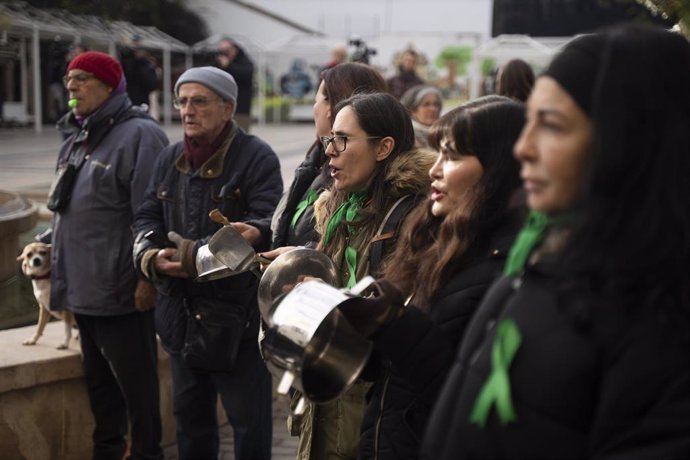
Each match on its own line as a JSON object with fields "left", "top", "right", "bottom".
{"left": 132, "top": 126, "right": 282, "bottom": 353}
{"left": 358, "top": 219, "right": 519, "bottom": 460}
{"left": 271, "top": 141, "right": 329, "bottom": 249}
{"left": 421, "top": 254, "right": 690, "bottom": 459}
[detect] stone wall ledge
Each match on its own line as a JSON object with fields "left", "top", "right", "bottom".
{"left": 0, "top": 323, "right": 84, "bottom": 393}
{"left": 0, "top": 321, "right": 176, "bottom": 459}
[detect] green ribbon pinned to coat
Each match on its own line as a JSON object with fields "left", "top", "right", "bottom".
{"left": 324, "top": 192, "right": 367, "bottom": 289}
{"left": 469, "top": 318, "right": 522, "bottom": 427}
{"left": 503, "top": 211, "right": 553, "bottom": 277}
{"left": 291, "top": 189, "right": 319, "bottom": 228}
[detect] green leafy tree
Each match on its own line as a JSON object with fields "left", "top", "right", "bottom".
{"left": 481, "top": 58, "right": 496, "bottom": 77}
{"left": 435, "top": 46, "right": 473, "bottom": 76}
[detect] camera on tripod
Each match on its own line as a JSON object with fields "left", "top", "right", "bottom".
{"left": 349, "top": 37, "right": 377, "bottom": 64}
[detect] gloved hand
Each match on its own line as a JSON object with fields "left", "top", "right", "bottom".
{"left": 168, "top": 231, "right": 197, "bottom": 278}
{"left": 338, "top": 278, "right": 405, "bottom": 338}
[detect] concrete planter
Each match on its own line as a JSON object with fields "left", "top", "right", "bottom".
{"left": 0, "top": 192, "right": 38, "bottom": 282}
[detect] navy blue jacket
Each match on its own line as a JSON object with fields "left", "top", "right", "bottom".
{"left": 132, "top": 127, "right": 282, "bottom": 353}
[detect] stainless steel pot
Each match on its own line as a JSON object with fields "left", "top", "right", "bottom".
{"left": 262, "top": 277, "right": 376, "bottom": 407}
{"left": 257, "top": 247, "right": 339, "bottom": 324}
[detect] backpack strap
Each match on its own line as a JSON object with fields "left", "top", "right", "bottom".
{"left": 369, "top": 194, "right": 421, "bottom": 276}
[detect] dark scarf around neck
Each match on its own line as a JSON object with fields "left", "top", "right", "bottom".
{"left": 184, "top": 121, "right": 234, "bottom": 170}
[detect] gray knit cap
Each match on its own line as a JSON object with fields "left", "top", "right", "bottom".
{"left": 174, "top": 66, "right": 238, "bottom": 108}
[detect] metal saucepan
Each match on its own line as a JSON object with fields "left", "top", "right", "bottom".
{"left": 257, "top": 247, "right": 339, "bottom": 324}
{"left": 262, "top": 276, "right": 376, "bottom": 408}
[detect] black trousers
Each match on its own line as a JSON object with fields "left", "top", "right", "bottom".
{"left": 169, "top": 343, "right": 273, "bottom": 460}
{"left": 75, "top": 310, "right": 163, "bottom": 460}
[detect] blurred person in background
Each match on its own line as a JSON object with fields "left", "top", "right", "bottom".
{"left": 215, "top": 38, "right": 254, "bottom": 131}
{"left": 387, "top": 49, "right": 425, "bottom": 100}
{"left": 495, "top": 58, "right": 535, "bottom": 102}
{"left": 121, "top": 36, "right": 159, "bottom": 109}
{"left": 323, "top": 45, "right": 348, "bottom": 71}
{"left": 400, "top": 84, "right": 443, "bottom": 147}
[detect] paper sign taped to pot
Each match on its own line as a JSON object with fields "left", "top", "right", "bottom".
{"left": 272, "top": 281, "right": 349, "bottom": 339}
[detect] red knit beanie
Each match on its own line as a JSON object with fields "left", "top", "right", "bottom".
{"left": 67, "top": 51, "right": 123, "bottom": 89}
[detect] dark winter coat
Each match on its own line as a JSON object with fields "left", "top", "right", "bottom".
{"left": 358, "top": 218, "right": 519, "bottom": 460}
{"left": 386, "top": 71, "right": 424, "bottom": 100}
{"left": 294, "top": 148, "right": 436, "bottom": 460}
{"left": 122, "top": 52, "right": 159, "bottom": 106}
{"left": 422, "top": 251, "right": 690, "bottom": 459}
{"left": 50, "top": 92, "right": 168, "bottom": 315}
{"left": 132, "top": 125, "right": 282, "bottom": 353}
{"left": 271, "top": 141, "right": 329, "bottom": 249}
{"left": 217, "top": 47, "right": 254, "bottom": 116}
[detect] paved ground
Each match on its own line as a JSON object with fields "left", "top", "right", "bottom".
{"left": 162, "top": 396, "right": 299, "bottom": 460}
{"left": 0, "top": 122, "right": 315, "bottom": 199}
{"left": 0, "top": 121, "right": 315, "bottom": 459}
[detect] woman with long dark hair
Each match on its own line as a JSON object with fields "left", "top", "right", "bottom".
{"left": 421, "top": 23, "right": 690, "bottom": 459}
{"left": 496, "top": 58, "right": 535, "bottom": 102}
{"left": 338, "top": 95, "right": 525, "bottom": 459}
{"left": 265, "top": 63, "right": 388, "bottom": 254}
{"left": 303, "top": 91, "right": 435, "bottom": 460}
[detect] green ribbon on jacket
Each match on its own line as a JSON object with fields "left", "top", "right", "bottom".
{"left": 503, "top": 211, "right": 552, "bottom": 277}
{"left": 324, "top": 192, "right": 367, "bottom": 288}
{"left": 469, "top": 318, "right": 522, "bottom": 428}
{"left": 291, "top": 189, "right": 319, "bottom": 229}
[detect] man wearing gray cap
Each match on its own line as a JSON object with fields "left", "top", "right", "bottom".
{"left": 132, "top": 66, "right": 282, "bottom": 460}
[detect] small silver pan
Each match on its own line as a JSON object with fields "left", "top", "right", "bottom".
{"left": 208, "top": 225, "right": 257, "bottom": 273}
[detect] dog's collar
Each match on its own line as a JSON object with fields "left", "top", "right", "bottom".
{"left": 31, "top": 272, "right": 51, "bottom": 280}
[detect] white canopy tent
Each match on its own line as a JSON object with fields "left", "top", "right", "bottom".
{"left": 468, "top": 34, "right": 572, "bottom": 99}
{"left": 192, "top": 32, "right": 337, "bottom": 125}
{"left": 0, "top": 1, "right": 192, "bottom": 132}
{"left": 263, "top": 34, "right": 339, "bottom": 122}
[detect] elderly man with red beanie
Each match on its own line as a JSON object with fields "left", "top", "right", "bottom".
{"left": 45, "top": 50, "right": 168, "bottom": 460}
{"left": 132, "top": 66, "right": 282, "bottom": 460}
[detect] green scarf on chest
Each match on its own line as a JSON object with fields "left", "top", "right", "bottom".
{"left": 324, "top": 192, "right": 367, "bottom": 288}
